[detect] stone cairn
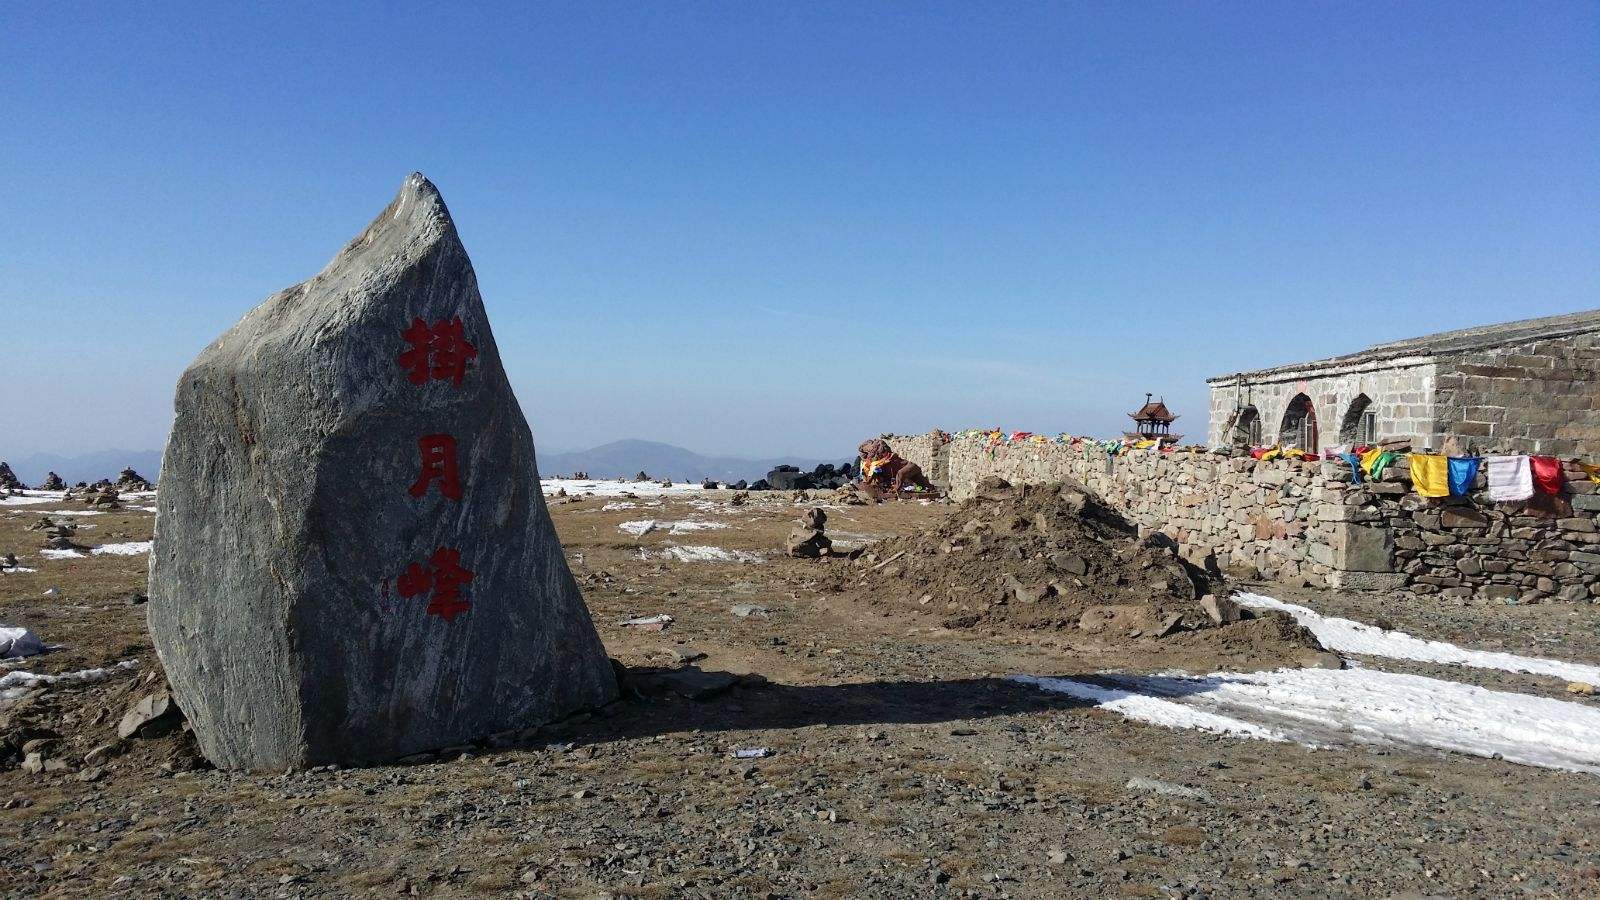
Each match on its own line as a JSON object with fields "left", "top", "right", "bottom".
{"left": 33, "top": 518, "right": 87, "bottom": 553}
{"left": 117, "top": 467, "right": 153, "bottom": 491}
{"left": 38, "top": 472, "right": 66, "bottom": 491}
{"left": 785, "top": 507, "right": 833, "bottom": 558}
{"left": 0, "top": 462, "right": 22, "bottom": 492}
{"left": 147, "top": 173, "right": 618, "bottom": 771}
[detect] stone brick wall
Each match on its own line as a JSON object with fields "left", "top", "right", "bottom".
{"left": 1206, "top": 357, "right": 1438, "bottom": 451}
{"left": 1434, "top": 332, "right": 1600, "bottom": 458}
{"left": 882, "top": 431, "right": 1600, "bottom": 602}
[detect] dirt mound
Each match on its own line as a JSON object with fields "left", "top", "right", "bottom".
{"left": 854, "top": 477, "right": 1324, "bottom": 657}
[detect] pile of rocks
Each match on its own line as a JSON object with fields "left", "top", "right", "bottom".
{"left": 117, "top": 467, "right": 153, "bottom": 491}
{"left": 765, "top": 462, "right": 858, "bottom": 492}
{"left": 38, "top": 472, "right": 66, "bottom": 491}
{"left": 785, "top": 507, "right": 833, "bottom": 558}
{"left": 850, "top": 477, "right": 1316, "bottom": 652}
{"left": 0, "top": 462, "right": 22, "bottom": 492}
{"left": 81, "top": 487, "right": 121, "bottom": 509}
{"left": 34, "top": 518, "right": 88, "bottom": 553}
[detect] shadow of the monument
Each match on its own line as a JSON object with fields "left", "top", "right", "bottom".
{"left": 530, "top": 666, "right": 1093, "bottom": 747}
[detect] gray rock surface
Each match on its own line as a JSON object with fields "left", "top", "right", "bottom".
{"left": 148, "top": 173, "right": 618, "bottom": 771}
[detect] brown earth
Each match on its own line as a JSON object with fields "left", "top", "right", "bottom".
{"left": 0, "top": 486, "right": 1596, "bottom": 897}
{"left": 846, "top": 478, "right": 1325, "bottom": 670}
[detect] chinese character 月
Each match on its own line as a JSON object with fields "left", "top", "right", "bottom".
{"left": 409, "top": 434, "right": 462, "bottom": 500}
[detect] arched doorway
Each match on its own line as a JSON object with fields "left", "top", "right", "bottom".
{"left": 1279, "top": 394, "right": 1318, "bottom": 451}
{"left": 1229, "top": 406, "right": 1262, "bottom": 447}
{"left": 1340, "top": 394, "right": 1376, "bottom": 445}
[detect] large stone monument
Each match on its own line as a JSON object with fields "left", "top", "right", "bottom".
{"left": 148, "top": 174, "right": 618, "bottom": 770}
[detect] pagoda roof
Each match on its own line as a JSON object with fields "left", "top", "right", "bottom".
{"left": 1129, "top": 397, "right": 1179, "bottom": 423}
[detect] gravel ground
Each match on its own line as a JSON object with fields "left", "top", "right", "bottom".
{"left": 0, "top": 489, "right": 1597, "bottom": 897}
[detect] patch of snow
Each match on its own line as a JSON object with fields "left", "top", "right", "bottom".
{"left": 0, "top": 567, "right": 37, "bottom": 574}
{"left": 40, "top": 549, "right": 86, "bottom": 560}
{"left": 643, "top": 545, "right": 764, "bottom": 564}
{"left": 91, "top": 541, "right": 153, "bottom": 556}
{"left": 0, "top": 660, "right": 138, "bottom": 703}
{"left": 541, "top": 479, "right": 702, "bottom": 499}
{"left": 601, "top": 501, "right": 639, "bottom": 511}
{"left": 618, "top": 519, "right": 730, "bottom": 537}
{"left": 1235, "top": 592, "right": 1600, "bottom": 684}
{"left": 37, "top": 509, "right": 106, "bottom": 516}
{"left": 1016, "top": 666, "right": 1600, "bottom": 775}
{"left": 0, "top": 492, "right": 59, "bottom": 506}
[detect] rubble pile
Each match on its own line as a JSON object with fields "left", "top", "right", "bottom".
{"left": 0, "top": 462, "right": 22, "bottom": 492}
{"left": 116, "top": 467, "right": 153, "bottom": 491}
{"left": 38, "top": 472, "right": 66, "bottom": 491}
{"left": 854, "top": 477, "right": 1326, "bottom": 657}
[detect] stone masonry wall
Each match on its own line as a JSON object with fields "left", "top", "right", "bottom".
{"left": 1434, "top": 332, "right": 1600, "bottom": 458}
{"left": 883, "top": 431, "right": 1600, "bottom": 602}
{"left": 1207, "top": 357, "right": 1438, "bottom": 451}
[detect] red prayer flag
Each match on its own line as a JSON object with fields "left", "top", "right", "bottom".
{"left": 1529, "top": 455, "right": 1564, "bottom": 495}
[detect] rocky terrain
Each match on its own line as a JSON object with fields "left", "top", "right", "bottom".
{"left": 0, "top": 484, "right": 1598, "bottom": 897}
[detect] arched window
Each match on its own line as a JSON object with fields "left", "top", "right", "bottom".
{"left": 1340, "top": 394, "right": 1377, "bottom": 445}
{"left": 1279, "top": 394, "right": 1318, "bottom": 451}
{"left": 1229, "top": 406, "right": 1262, "bottom": 446}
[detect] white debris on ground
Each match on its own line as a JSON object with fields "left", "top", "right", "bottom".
{"left": 1015, "top": 666, "right": 1600, "bottom": 775}
{"left": 0, "top": 492, "right": 60, "bottom": 506}
{"left": 0, "top": 626, "right": 45, "bottom": 659}
{"left": 618, "top": 519, "right": 731, "bottom": 537}
{"left": 1235, "top": 592, "right": 1600, "bottom": 684}
{"left": 90, "top": 541, "right": 154, "bottom": 556}
{"left": 1016, "top": 591, "right": 1600, "bottom": 775}
{"left": 641, "top": 545, "right": 764, "bottom": 563}
{"left": 0, "top": 660, "right": 138, "bottom": 704}
{"left": 540, "top": 479, "right": 703, "bottom": 499}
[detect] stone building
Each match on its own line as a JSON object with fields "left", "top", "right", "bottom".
{"left": 1206, "top": 308, "right": 1600, "bottom": 457}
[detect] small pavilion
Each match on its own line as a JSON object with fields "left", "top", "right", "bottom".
{"left": 1126, "top": 394, "right": 1183, "bottom": 445}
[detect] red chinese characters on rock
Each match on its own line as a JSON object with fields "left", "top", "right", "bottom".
{"left": 398, "top": 316, "right": 478, "bottom": 387}
{"left": 409, "top": 434, "right": 462, "bottom": 500}
{"left": 397, "top": 547, "right": 475, "bottom": 622}
{"left": 394, "top": 315, "right": 478, "bottom": 622}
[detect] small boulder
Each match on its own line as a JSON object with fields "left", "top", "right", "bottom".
{"left": 117, "top": 692, "right": 185, "bottom": 739}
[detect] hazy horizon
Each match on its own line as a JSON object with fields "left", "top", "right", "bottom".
{"left": 5, "top": 4, "right": 1596, "bottom": 458}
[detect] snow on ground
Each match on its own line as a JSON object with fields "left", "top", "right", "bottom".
{"left": 40, "top": 549, "right": 85, "bottom": 560}
{"left": 541, "top": 479, "right": 705, "bottom": 499}
{"left": 1015, "top": 666, "right": 1600, "bottom": 775}
{"left": 618, "top": 519, "right": 731, "bottom": 537}
{"left": 91, "top": 541, "right": 153, "bottom": 556}
{"left": 641, "top": 545, "right": 764, "bottom": 563}
{"left": 1235, "top": 592, "right": 1600, "bottom": 685}
{"left": 0, "top": 660, "right": 138, "bottom": 704}
{"left": 1016, "top": 591, "right": 1600, "bottom": 775}
{"left": 36, "top": 509, "right": 106, "bottom": 517}
{"left": 0, "top": 492, "right": 60, "bottom": 506}
{"left": 0, "top": 567, "right": 38, "bottom": 574}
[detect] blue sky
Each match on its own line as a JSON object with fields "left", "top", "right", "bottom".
{"left": 4, "top": 2, "right": 1596, "bottom": 459}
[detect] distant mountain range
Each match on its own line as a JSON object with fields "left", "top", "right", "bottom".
{"left": 6, "top": 449, "right": 164, "bottom": 487}
{"left": 539, "top": 439, "right": 846, "bottom": 483}
{"left": 3, "top": 440, "right": 846, "bottom": 489}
